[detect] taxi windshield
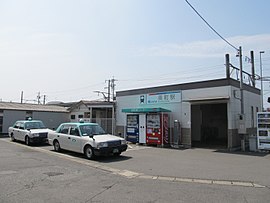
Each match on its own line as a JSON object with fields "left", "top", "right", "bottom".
{"left": 79, "top": 124, "right": 106, "bottom": 136}
{"left": 25, "top": 121, "right": 46, "bottom": 129}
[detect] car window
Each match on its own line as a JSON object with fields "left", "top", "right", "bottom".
{"left": 19, "top": 123, "right": 25, "bottom": 130}
{"left": 13, "top": 122, "right": 20, "bottom": 128}
{"left": 59, "top": 125, "right": 69, "bottom": 134}
{"left": 70, "top": 126, "right": 80, "bottom": 136}
{"left": 79, "top": 124, "right": 105, "bottom": 136}
{"left": 25, "top": 121, "right": 46, "bottom": 129}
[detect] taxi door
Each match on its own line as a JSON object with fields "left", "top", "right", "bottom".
{"left": 57, "top": 125, "right": 70, "bottom": 150}
{"left": 18, "top": 122, "right": 27, "bottom": 142}
{"left": 66, "top": 125, "right": 82, "bottom": 153}
{"left": 12, "top": 122, "right": 22, "bottom": 141}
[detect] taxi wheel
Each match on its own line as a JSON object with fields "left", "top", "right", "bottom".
{"left": 10, "top": 134, "right": 16, "bottom": 142}
{"left": 114, "top": 152, "right": 121, "bottom": 156}
{"left": 25, "top": 136, "right": 31, "bottom": 146}
{"left": 53, "top": 140, "right": 61, "bottom": 152}
{"left": 84, "top": 145, "right": 95, "bottom": 160}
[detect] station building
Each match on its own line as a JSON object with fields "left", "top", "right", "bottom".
{"left": 115, "top": 78, "right": 261, "bottom": 150}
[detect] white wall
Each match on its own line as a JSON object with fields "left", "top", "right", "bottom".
{"left": 229, "top": 86, "right": 260, "bottom": 129}
{"left": 69, "top": 104, "right": 90, "bottom": 122}
{"left": 116, "top": 87, "right": 230, "bottom": 128}
{"left": 116, "top": 85, "right": 260, "bottom": 132}
{"left": 116, "top": 94, "right": 182, "bottom": 127}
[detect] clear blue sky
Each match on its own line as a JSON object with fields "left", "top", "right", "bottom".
{"left": 1, "top": 0, "right": 270, "bottom": 106}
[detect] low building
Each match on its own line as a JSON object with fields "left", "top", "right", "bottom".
{"left": 0, "top": 102, "right": 69, "bottom": 134}
{"left": 115, "top": 78, "right": 260, "bottom": 150}
{"left": 68, "top": 100, "right": 115, "bottom": 134}
{"left": 0, "top": 100, "right": 115, "bottom": 136}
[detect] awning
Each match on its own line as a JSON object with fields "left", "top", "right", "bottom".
{"left": 122, "top": 107, "right": 171, "bottom": 113}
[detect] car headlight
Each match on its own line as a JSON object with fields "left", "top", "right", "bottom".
{"left": 97, "top": 142, "right": 108, "bottom": 148}
{"left": 121, "top": 140, "right": 126, "bottom": 145}
{"left": 32, "top": 133, "right": 39, "bottom": 137}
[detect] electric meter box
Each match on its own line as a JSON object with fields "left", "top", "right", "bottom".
{"left": 238, "top": 114, "right": 246, "bottom": 134}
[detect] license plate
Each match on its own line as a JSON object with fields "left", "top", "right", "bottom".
{"left": 113, "top": 148, "right": 119, "bottom": 153}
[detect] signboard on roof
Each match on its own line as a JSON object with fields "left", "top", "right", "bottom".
{"left": 141, "top": 91, "right": 181, "bottom": 105}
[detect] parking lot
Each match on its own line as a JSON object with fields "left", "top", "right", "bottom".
{"left": 1, "top": 137, "right": 270, "bottom": 202}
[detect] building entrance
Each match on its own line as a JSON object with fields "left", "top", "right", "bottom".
{"left": 191, "top": 103, "right": 228, "bottom": 148}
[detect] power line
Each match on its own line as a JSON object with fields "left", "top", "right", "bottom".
{"left": 185, "top": 0, "right": 238, "bottom": 51}
{"left": 119, "top": 64, "right": 224, "bottom": 82}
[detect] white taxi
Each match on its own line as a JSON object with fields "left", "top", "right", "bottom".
{"left": 8, "top": 118, "right": 51, "bottom": 145}
{"left": 48, "top": 120, "right": 127, "bottom": 159}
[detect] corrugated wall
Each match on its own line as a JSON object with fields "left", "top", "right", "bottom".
{"left": 3, "top": 110, "right": 26, "bottom": 134}
{"left": 1, "top": 110, "right": 69, "bottom": 134}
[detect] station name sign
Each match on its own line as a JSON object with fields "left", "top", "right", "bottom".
{"left": 140, "top": 91, "right": 181, "bottom": 105}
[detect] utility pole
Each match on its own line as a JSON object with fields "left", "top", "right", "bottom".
{"left": 250, "top": 51, "right": 255, "bottom": 87}
{"left": 239, "top": 46, "right": 244, "bottom": 115}
{"left": 20, "top": 91, "right": 24, "bottom": 104}
{"left": 43, "top": 95, "right": 46, "bottom": 105}
{"left": 110, "top": 77, "right": 117, "bottom": 135}
{"left": 106, "top": 79, "right": 111, "bottom": 102}
{"left": 260, "top": 51, "right": 265, "bottom": 111}
{"left": 225, "top": 54, "right": 230, "bottom": 79}
{"left": 111, "top": 77, "right": 117, "bottom": 101}
{"left": 237, "top": 46, "right": 246, "bottom": 151}
{"left": 37, "top": 92, "right": 41, "bottom": 104}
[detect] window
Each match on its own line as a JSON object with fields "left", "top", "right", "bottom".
{"left": 13, "top": 122, "right": 21, "bottom": 129}
{"left": 59, "top": 125, "right": 69, "bottom": 134}
{"left": 84, "top": 112, "right": 90, "bottom": 118}
{"left": 78, "top": 115, "right": 83, "bottom": 118}
{"left": 13, "top": 122, "right": 19, "bottom": 129}
{"left": 70, "top": 126, "right": 80, "bottom": 136}
{"left": 25, "top": 121, "right": 46, "bottom": 129}
{"left": 19, "top": 123, "right": 25, "bottom": 130}
{"left": 79, "top": 124, "right": 105, "bottom": 136}
{"left": 70, "top": 115, "right": 75, "bottom": 119}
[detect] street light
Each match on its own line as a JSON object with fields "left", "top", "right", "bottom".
{"left": 260, "top": 51, "right": 265, "bottom": 111}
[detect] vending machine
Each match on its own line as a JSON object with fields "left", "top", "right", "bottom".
{"left": 138, "top": 114, "right": 146, "bottom": 144}
{"left": 126, "top": 114, "right": 139, "bottom": 143}
{"left": 146, "top": 113, "right": 170, "bottom": 146}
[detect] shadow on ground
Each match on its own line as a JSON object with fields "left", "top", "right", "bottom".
{"left": 50, "top": 149, "right": 132, "bottom": 163}
{"left": 213, "top": 149, "right": 269, "bottom": 157}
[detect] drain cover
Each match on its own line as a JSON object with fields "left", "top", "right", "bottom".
{"left": 44, "top": 172, "right": 64, "bottom": 177}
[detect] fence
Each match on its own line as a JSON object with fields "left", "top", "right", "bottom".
{"left": 83, "top": 118, "right": 115, "bottom": 135}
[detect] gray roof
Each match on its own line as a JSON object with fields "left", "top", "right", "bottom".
{"left": 116, "top": 78, "right": 260, "bottom": 97}
{"left": 68, "top": 100, "right": 114, "bottom": 111}
{"left": 0, "top": 102, "right": 69, "bottom": 113}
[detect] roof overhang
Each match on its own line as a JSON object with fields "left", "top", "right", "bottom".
{"left": 122, "top": 107, "right": 171, "bottom": 113}
{"left": 183, "top": 96, "right": 230, "bottom": 104}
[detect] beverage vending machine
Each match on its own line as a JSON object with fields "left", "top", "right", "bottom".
{"left": 126, "top": 114, "right": 139, "bottom": 143}
{"left": 126, "top": 114, "right": 146, "bottom": 144}
{"left": 146, "top": 113, "right": 170, "bottom": 146}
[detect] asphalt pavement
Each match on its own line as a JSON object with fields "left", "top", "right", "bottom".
{"left": 1, "top": 137, "right": 270, "bottom": 202}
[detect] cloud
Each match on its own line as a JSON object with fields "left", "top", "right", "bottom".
{"left": 136, "top": 34, "right": 270, "bottom": 58}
